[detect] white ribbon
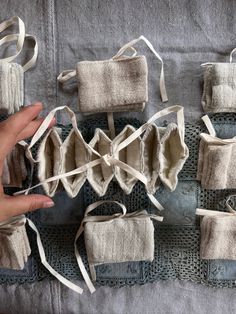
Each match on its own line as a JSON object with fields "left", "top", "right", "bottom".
{"left": 229, "top": 48, "right": 236, "bottom": 63}
{"left": 112, "top": 35, "right": 168, "bottom": 102}
{"left": 201, "top": 47, "right": 236, "bottom": 67}
{"left": 0, "top": 17, "right": 38, "bottom": 72}
{"left": 196, "top": 194, "right": 236, "bottom": 217}
{"left": 0, "top": 16, "right": 25, "bottom": 63}
{"left": 0, "top": 214, "right": 84, "bottom": 294}
{"left": 26, "top": 219, "right": 84, "bottom": 294}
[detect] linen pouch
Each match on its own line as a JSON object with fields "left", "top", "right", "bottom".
{"left": 74, "top": 200, "right": 163, "bottom": 293}
{"left": 197, "top": 115, "right": 236, "bottom": 189}
{"left": 196, "top": 195, "right": 236, "bottom": 260}
{"left": 0, "top": 215, "right": 31, "bottom": 270}
{"left": 57, "top": 35, "right": 168, "bottom": 114}
{"left": 201, "top": 48, "right": 236, "bottom": 113}
{"left": 75, "top": 56, "right": 148, "bottom": 113}
{"left": 0, "top": 16, "right": 38, "bottom": 114}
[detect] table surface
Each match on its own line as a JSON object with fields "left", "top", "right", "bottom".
{"left": 0, "top": 1, "right": 236, "bottom": 313}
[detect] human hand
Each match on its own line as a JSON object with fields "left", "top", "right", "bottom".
{"left": 0, "top": 103, "right": 56, "bottom": 222}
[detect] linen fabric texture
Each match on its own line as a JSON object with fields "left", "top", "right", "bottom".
{"left": 0, "top": 16, "right": 38, "bottom": 114}
{"left": 197, "top": 116, "right": 236, "bottom": 189}
{"left": 76, "top": 56, "right": 148, "bottom": 113}
{"left": 200, "top": 214, "right": 236, "bottom": 259}
{"left": 0, "top": 216, "right": 31, "bottom": 270}
{"left": 84, "top": 212, "right": 155, "bottom": 281}
{"left": 0, "top": 62, "right": 24, "bottom": 114}
{"left": 202, "top": 63, "right": 236, "bottom": 113}
{"left": 2, "top": 143, "right": 27, "bottom": 188}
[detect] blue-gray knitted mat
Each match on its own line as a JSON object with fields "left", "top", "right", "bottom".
{"left": 1, "top": 114, "right": 236, "bottom": 288}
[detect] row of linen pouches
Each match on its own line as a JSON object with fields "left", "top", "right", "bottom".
{"left": 12, "top": 35, "right": 189, "bottom": 294}
{"left": 0, "top": 16, "right": 38, "bottom": 270}
{"left": 196, "top": 48, "right": 236, "bottom": 262}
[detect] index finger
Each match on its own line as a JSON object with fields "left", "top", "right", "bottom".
{"left": 0, "top": 103, "right": 43, "bottom": 161}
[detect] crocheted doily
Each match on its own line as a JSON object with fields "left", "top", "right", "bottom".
{"left": 1, "top": 114, "right": 236, "bottom": 288}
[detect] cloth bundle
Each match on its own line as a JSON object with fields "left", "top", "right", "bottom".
{"left": 2, "top": 143, "right": 28, "bottom": 188}
{"left": 74, "top": 56, "right": 148, "bottom": 113}
{"left": 0, "top": 16, "right": 38, "bottom": 114}
{"left": 0, "top": 215, "right": 31, "bottom": 269}
{"left": 22, "top": 105, "right": 188, "bottom": 205}
{"left": 196, "top": 195, "right": 236, "bottom": 260}
{"left": 57, "top": 36, "right": 168, "bottom": 114}
{"left": 74, "top": 200, "right": 163, "bottom": 293}
{"left": 201, "top": 48, "right": 236, "bottom": 113}
{"left": 197, "top": 115, "right": 236, "bottom": 189}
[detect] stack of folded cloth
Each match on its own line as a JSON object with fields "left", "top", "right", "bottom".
{"left": 76, "top": 55, "right": 148, "bottom": 113}
{"left": 2, "top": 144, "right": 28, "bottom": 188}
{"left": 0, "top": 215, "right": 31, "bottom": 269}
{"left": 202, "top": 63, "right": 236, "bottom": 113}
{"left": 200, "top": 214, "right": 236, "bottom": 259}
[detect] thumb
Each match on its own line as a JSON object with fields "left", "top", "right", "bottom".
{"left": 0, "top": 194, "right": 55, "bottom": 222}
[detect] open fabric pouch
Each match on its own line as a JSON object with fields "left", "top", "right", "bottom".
{"left": 74, "top": 200, "right": 163, "bottom": 293}
{"left": 18, "top": 104, "right": 189, "bottom": 210}
{"left": 0, "top": 16, "right": 38, "bottom": 114}
{"left": 196, "top": 195, "right": 236, "bottom": 260}
{"left": 0, "top": 215, "right": 31, "bottom": 270}
{"left": 57, "top": 35, "right": 168, "bottom": 114}
{"left": 201, "top": 47, "right": 236, "bottom": 113}
{"left": 197, "top": 115, "right": 236, "bottom": 189}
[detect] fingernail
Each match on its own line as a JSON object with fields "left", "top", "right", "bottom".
{"left": 43, "top": 201, "right": 55, "bottom": 208}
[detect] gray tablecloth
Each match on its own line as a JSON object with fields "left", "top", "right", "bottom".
{"left": 0, "top": 0, "right": 236, "bottom": 313}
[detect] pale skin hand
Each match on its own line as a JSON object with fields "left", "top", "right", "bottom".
{"left": 0, "top": 102, "right": 56, "bottom": 222}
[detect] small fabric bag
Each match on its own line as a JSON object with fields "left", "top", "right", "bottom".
{"left": 0, "top": 215, "right": 31, "bottom": 269}
{"left": 197, "top": 115, "right": 236, "bottom": 189}
{"left": 58, "top": 35, "right": 168, "bottom": 114}
{"left": 75, "top": 55, "right": 148, "bottom": 113}
{"left": 74, "top": 200, "right": 163, "bottom": 293}
{"left": 196, "top": 195, "right": 236, "bottom": 260}
{"left": 201, "top": 48, "right": 236, "bottom": 113}
{"left": 0, "top": 16, "right": 38, "bottom": 114}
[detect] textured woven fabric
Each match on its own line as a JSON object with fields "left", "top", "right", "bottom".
{"left": 197, "top": 141, "right": 236, "bottom": 189}
{"left": 76, "top": 56, "right": 148, "bottom": 113}
{"left": 0, "top": 221, "right": 31, "bottom": 270}
{"left": 0, "top": 62, "right": 24, "bottom": 114}
{"left": 197, "top": 116, "right": 236, "bottom": 189}
{"left": 38, "top": 127, "right": 63, "bottom": 196}
{"left": 84, "top": 212, "right": 154, "bottom": 281}
{"left": 202, "top": 63, "right": 236, "bottom": 113}
{"left": 2, "top": 116, "right": 236, "bottom": 289}
{"left": 200, "top": 215, "right": 236, "bottom": 260}
{"left": 2, "top": 144, "right": 27, "bottom": 188}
